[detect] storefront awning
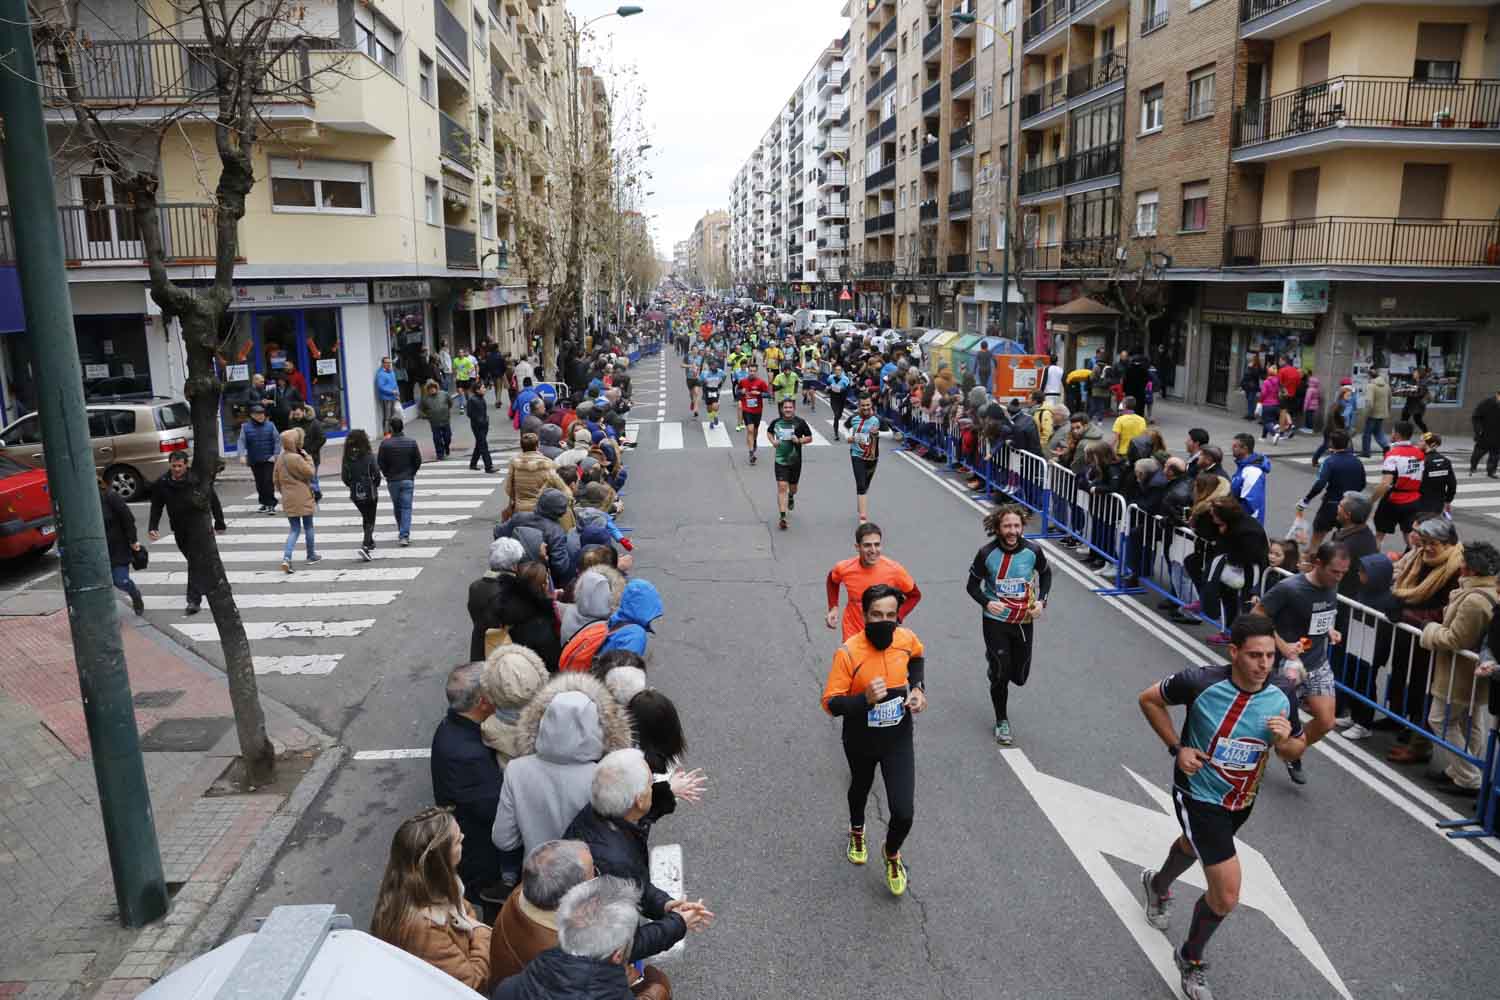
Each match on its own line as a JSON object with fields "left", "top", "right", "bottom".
{"left": 1348, "top": 314, "right": 1486, "bottom": 332}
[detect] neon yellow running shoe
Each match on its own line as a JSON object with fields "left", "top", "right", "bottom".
{"left": 884, "top": 853, "right": 907, "bottom": 896}
{"left": 846, "top": 828, "right": 867, "bottom": 865}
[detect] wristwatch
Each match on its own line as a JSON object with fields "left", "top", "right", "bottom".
{"left": 1167, "top": 743, "right": 1182, "bottom": 758}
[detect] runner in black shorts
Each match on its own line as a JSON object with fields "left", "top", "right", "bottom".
{"left": 768, "top": 399, "right": 813, "bottom": 530}
{"left": 683, "top": 349, "right": 703, "bottom": 418}
{"left": 737, "top": 364, "right": 772, "bottom": 465}
{"left": 847, "top": 394, "right": 881, "bottom": 523}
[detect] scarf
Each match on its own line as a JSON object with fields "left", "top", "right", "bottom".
{"left": 1391, "top": 544, "right": 1464, "bottom": 606}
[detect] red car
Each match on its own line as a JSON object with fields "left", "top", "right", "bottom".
{"left": 0, "top": 450, "right": 55, "bottom": 560}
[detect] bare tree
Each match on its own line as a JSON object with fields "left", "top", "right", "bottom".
{"left": 31, "top": 0, "right": 356, "bottom": 783}
{"left": 1098, "top": 244, "right": 1170, "bottom": 353}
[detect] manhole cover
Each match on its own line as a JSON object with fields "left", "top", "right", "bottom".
{"left": 133, "top": 690, "right": 184, "bottom": 709}
{"left": 140, "top": 717, "right": 234, "bottom": 752}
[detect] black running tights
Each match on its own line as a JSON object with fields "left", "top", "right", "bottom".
{"left": 844, "top": 737, "right": 915, "bottom": 855}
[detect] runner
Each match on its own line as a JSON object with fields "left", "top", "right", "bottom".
{"left": 799, "top": 340, "right": 821, "bottom": 410}
{"left": 737, "top": 362, "right": 772, "bottom": 465}
{"left": 1370, "top": 420, "right": 1426, "bottom": 545}
{"left": 772, "top": 364, "right": 800, "bottom": 407}
{"left": 847, "top": 394, "right": 882, "bottom": 524}
{"left": 826, "top": 364, "right": 852, "bottom": 441}
{"left": 1249, "top": 540, "right": 1349, "bottom": 785}
{"left": 701, "top": 357, "right": 727, "bottom": 430}
{"left": 768, "top": 398, "right": 813, "bottom": 531}
{"left": 683, "top": 346, "right": 703, "bottom": 419}
{"left": 825, "top": 521, "right": 921, "bottom": 641}
{"left": 820, "top": 583, "right": 928, "bottom": 897}
{"left": 764, "top": 339, "right": 783, "bottom": 377}
{"left": 1137, "top": 613, "right": 1306, "bottom": 1000}
{"left": 966, "top": 505, "right": 1052, "bottom": 746}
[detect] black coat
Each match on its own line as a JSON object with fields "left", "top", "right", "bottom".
{"left": 339, "top": 451, "right": 381, "bottom": 502}
{"left": 467, "top": 572, "right": 562, "bottom": 669}
{"left": 147, "top": 472, "right": 226, "bottom": 540}
{"left": 430, "top": 711, "right": 502, "bottom": 900}
{"left": 376, "top": 434, "right": 422, "bottom": 481}
{"left": 490, "top": 948, "right": 632, "bottom": 1000}
{"left": 1214, "top": 515, "right": 1269, "bottom": 569}
{"left": 467, "top": 394, "right": 491, "bottom": 434}
{"left": 1475, "top": 397, "right": 1500, "bottom": 443}
{"left": 563, "top": 806, "right": 672, "bottom": 917}
{"left": 100, "top": 490, "right": 137, "bottom": 567}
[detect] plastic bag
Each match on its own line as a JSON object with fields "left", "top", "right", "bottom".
{"left": 1287, "top": 511, "right": 1311, "bottom": 546}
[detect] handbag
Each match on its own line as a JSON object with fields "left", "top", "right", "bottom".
{"left": 1219, "top": 563, "right": 1247, "bottom": 591}
{"left": 501, "top": 471, "right": 517, "bottom": 521}
{"left": 130, "top": 546, "right": 149, "bottom": 570}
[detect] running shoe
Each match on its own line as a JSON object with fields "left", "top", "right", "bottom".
{"left": 787, "top": 494, "right": 795, "bottom": 510}
{"left": 1140, "top": 869, "right": 1172, "bottom": 930}
{"left": 358, "top": 547, "right": 373, "bottom": 562}
{"left": 748, "top": 452, "right": 757, "bottom": 465}
{"left": 846, "top": 828, "right": 867, "bottom": 865}
{"left": 736, "top": 422, "right": 744, "bottom": 431}
{"left": 778, "top": 515, "right": 787, "bottom": 531}
{"left": 1341, "top": 723, "right": 1372, "bottom": 741}
{"left": 1286, "top": 759, "right": 1307, "bottom": 785}
{"left": 884, "top": 853, "right": 907, "bottom": 896}
{"left": 994, "top": 720, "right": 1013, "bottom": 746}
{"left": 1175, "top": 948, "right": 1214, "bottom": 1000}
{"left": 399, "top": 538, "right": 410, "bottom": 547}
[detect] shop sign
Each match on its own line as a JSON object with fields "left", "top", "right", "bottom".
{"left": 316, "top": 358, "right": 339, "bottom": 375}
{"left": 462, "top": 285, "right": 517, "bottom": 310}
{"left": 226, "top": 363, "right": 250, "bottom": 381}
{"left": 1201, "top": 309, "right": 1317, "bottom": 331}
{"left": 1246, "top": 292, "right": 1283, "bottom": 312}
{"left": 229, "top": 281, "right": 367, "bottom": 311}
{"left": 372, "top": 279, "right": 432, "bottom": 303}
{"left": 1282, "top": 279, "right": 1329, "bottom": 314}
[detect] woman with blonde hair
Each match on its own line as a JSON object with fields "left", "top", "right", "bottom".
{"left": 370, "top": 807, "right": 492, "bottom": 989}
{"left": 273, "top": 426, "right": 318, "bottom": 574}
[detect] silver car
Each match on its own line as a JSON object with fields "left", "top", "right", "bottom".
{"left": 0, "top": 398, "right": 194, "bottom": 501}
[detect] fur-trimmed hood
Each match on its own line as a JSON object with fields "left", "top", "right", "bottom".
{"left": 514, "top": 671, "right": 633, "bottom": 761}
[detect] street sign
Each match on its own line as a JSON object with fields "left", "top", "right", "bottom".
{"left": 839, "top": 288, "right": 852, "bottom": 301}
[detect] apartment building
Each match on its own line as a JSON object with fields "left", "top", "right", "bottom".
{"left": 687, "top": 210, "right": 730, "bottom": 291}
{"left": 0, "top": 0, "right": 615, "bottom": 448}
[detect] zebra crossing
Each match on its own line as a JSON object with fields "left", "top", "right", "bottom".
{"left": 625, "top": 418, "right": 837, "bottom": 451}
{"left": 1339, "top": 453, "right": 1500, "bottom": 520}
{"left": 140, "top": 453, "right": 512, "bottom": 676}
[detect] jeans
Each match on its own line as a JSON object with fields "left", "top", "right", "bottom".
{"left": 1361, "top": 417, "right": 1389, "bottom": 456}
{"left": 380, "top": 397, "right": 399, "bottom": 430}
{"left": 282, "top": 515, "right": 316, "bottom": 561}
{"left": 1260, "top": 403, "right": 1280, "bottom": 439}
{"left": 110, "top": 564, "right": 142, "bottom": 605}
{"left": 431, "top": 424, "right": 452, "bottom": 460}
{"left": 1244, "top": 388, "right": 1258, "bottom": 419}
{"left": 388, "top": 478, "right": 415, "bottom": 539}
{"left": 251, "top": 461, "right": 276, "bottom": 508}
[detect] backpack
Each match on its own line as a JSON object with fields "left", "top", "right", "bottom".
{"left": 558, "top": 620, "right": 623, "bottom": 672}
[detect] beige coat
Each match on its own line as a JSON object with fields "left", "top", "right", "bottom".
{"left": 505, "top": 452, "right": 570, "bottom": 520}
{"left": 403, "top": 902, "right": 492, "bottom": 990}
{"left": 272, "top": 429, "right": 317, "bottom": 516}
{"left": 1420, "top": 574, "right": 1499, "bottom": 707}
{"left": 1365, "top": 373, "right": 1391, "bottom": 421}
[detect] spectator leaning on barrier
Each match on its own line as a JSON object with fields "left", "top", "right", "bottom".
{"left": 1229, "top": 433, "right": 1271, "bottom": 524}
{"left": 1184, "top": 428, "right": 1210, "bottom": 478}
{"left": 1195, "top": 445, "right": 1230, "bottom": 484}
{"left": 1388, "top": 517, "right": 1464, "bottom": 764}
{"left": 1416, "top": 540, "right": 1500, "bottom": 796}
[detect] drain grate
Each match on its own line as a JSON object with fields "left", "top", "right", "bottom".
{"left": 133, "top": 689, "right": 185, "bottom": 709}
{"left": 140, "top": 717, "right": 234, "bottom": 752}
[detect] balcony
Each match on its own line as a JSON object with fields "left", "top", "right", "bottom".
{"left": 1021, "top": 78, "right": 1068, "bottom": 125}
{"left": 1059, "top": 236, "right": 1119, "bottom": 270}
{"left": 1231, "top": 76, "right": 1500, "bottom": 161}
{"left": 951, "top": 122, "right": 975, "bottom": 154}
{"left": 947, "top": 253, "right": 971, "bottom": 273}
{"left": 1023, "top": 0, "right": 1069, "bottom": 51}
{"left": 952, "top": 0, "right": 977, "bottom": 36}
{"left": 951, "top": 59, "right": 976, "bottom": 97}
{"left": 0, "top": 202, "right": 224, "bottom": 265}
{"left": 440, "top": 110, "right": 474, "bottom": 169}
{"left": 817, "top": 236, "right": 849, "bottom": 250}
{"left": 919, "top": 199, "right": 940, "bottom": 222}
{"left": 949, "top": 188, "right": 974, "bottom": 216}
{"left": 923, "top": 21, "right": 943, "bottom": 57}
{"left": 1140, "top": 6, "right": 1168, "bottom": 35}
{"left": 1224, "top": 216, "right": 1500, "bottom": 269}
{"left": 868, "top": 212, "right": 896, "bottom": 234}
{"left": 1022, "top": 243, "right": 1061, "bottom": 270}
{"left": 918, "top": 256, "right": 939, "bottom": 274}
{"left": 868, "top": 163, "right": 897, "bottom": 189}
{"left": 818, "top": 200, "right": 850, "bottom": 218}
{"left": 923, "top": 80, "right": 942, "bottom": 112}
{"left": 1067, "top": 47, "right": 1127, "bottom": 100}
{"left": 921, "top": 141, "right": 942, "bottom": 166}
{"left": 1019, "top": 160, "right": 1066, "bottom": 196}
{"left": 867, "top": 19, "right": 897, "bottom": 62}
{"left": 1236, "top": 0, "right": 1418, "bottom": 40}
{"left": 446, "top": 226, "right": 477, "bottom": 268}
{"left": 817, "top": 168, "right": 848, "bottom": 188}
{"left": 865, "top": 259, "right": 896, "bottom": 276}
{"left": 842, "top": 68, "right": 851, "bottom": 92}
{"left": 435, "top": 2, "right": 470, "bottom": 69}
{"left": 817, "top": 72, "right": 831, "bottom": 93}
{"left": 1071, "top": 142, "right": 1122, "bottom": 183}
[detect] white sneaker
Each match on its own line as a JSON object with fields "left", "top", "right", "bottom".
{"left": 1342, "top": 724, "right": 1373, "bottom": 741}
{"left": 1334, "top": 715, "right": 1354, "bottom": 729}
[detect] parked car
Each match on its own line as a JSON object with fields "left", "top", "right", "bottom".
{"left": 805, "top": 309, "right": 839, "bottom": 332}
{"left": 0, "top": 451, "right": 54, "bottom": 561}
{"left": 0, "top": 398, "right": 193, "bottom": 502}
{"left": 85, "top": 374, "right": 154, "bottom": 401}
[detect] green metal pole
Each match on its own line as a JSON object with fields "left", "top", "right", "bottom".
{"left": 0, "top": 3, "right": 168, "bottom": 927}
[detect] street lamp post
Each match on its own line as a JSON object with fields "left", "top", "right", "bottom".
{"left": 952, "top": 10, "right": 1014, "bottom": 343}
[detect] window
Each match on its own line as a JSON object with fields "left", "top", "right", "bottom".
{"left": 1397, "top": 163, "right": 1449, "bottom": 220}
{"left": 418, "top": 54, "right": 434, "bottom": 103}
{"left": 911, "top": 73, "right": 919, "bottom": 104}
{"left": 424, "top": 177, "right": 440, "bottom": 225}
{"left": 1144, "top": 0, "right": 1169, "bottom": 31}
{"left": 270, "top": 158, "right": 372, "bottom": 214}
{"left": 1289, "top": 167, "right": 1320, "bottom": 220}
{"left": 1187, "top": 67, "right": 1215, "bottom": 121}
{"left": 1140, "top": 84, "right": 1164, "bottom": 133}
{"left": 354, "top": 8, "right": 399, "bottom": 75}
{"left": 1180, "top": 181, "right": 1209, "bottom": 232}
{"left": 996, "top": 213, "right": 1007, "bottom": 248}
{"left": 474, "top": 11, "right": 485, "bottom": 44}
{"left": 1414, "top": 24, "right": 1465, "bottom": 82}
{"left": 978, "top": 217, "right": 991, "bottom": 250}
{"left": 1003, "top": 0, "right": 1016, "bottom": 31}
{"left": 1135, "top": 189, "right": 1159, "bottom": 236}
{"left": 981, "top": 83, "right": 994, "bottom": 116}
{"left": 899, "top": 187, "right": 908, "bottom": 209}
{"left": 1001, "top": 71, "right": 1012, "bottom": 104}
{"left": 900, "top": 31, "right": 908, "bottom": 53}
{"left": 480, "top": 202, "right": 496, "bottom": 239}
{"left": 477, "top": 107, "right": 489, "bottom": 138}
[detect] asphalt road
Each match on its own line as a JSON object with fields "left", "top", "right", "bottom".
{"left": 225, "top": 357, "right": 1500, "bottom": 999}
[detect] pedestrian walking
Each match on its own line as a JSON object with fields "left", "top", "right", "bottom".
{"left": 341, "top": 428, "right": 381, "bottom": 560}
{"left": 99, "top": 475, "right": 144, "bottom": 615}
{"left": 1240, "top": 354, "right": 1265, "bottom": 421}
{"left": 1361, "top": 369, "right": 1392, "bottom": 456}
{"left": 418, "top": 379, "right": 453, "bottom": 460}
{"left": 436, "top": 339, "right": 454, "bottom": 395}
{"left": 466, "top": 382, "right": 495, "bottom": 473}
{"left": 1470, "top": 389, "right": 1500, "bottom": 477}
{"left": 147, "top": 450, "right": 227, "bottom": 615}
{"left": 273, "top": 428, "right": 320, "bottom": 573}
{"left": 1401, "top": 367, "right": 1431, "bottom": 432}
{"left": 288, "top": 402, "right": 326, "bottom": 496}
{"left": 375, "top": 356, "right": 400, "bottom": 428}
{"left": 235, "top": 403, "right": 281, "bottom": 513}
{"left": 378, "top": 415, "right": 421, "bottom": 546}
{"left": 967, "top": 505, "right": 1051, "bottom": 747}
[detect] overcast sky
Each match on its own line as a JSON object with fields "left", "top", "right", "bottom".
{"left": 570, "top": 0, "right": 849, "bottom": 257}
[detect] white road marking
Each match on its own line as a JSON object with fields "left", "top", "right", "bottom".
{"left": 134, "top": 567, "right": 422, "bottom": 585}
{"left": 142, "top": 591, "right": 401, "bottom": 609}
{"left": 658, "top": 422, "right": 684, "bottom": 450}
{"left": 241, "top": 487, "right": 500, "bottom": 501}
{"left": 175, "top": 619, "right": 377, "bottom": 641}
{"left": 353, "top": 749, "right": 431, "bottom": 761}
{"left": 253, "top": 655, "right": 342, "bottom": 675}
{"left": 1002, "top": 750, "right": 1352, "bottom": 1000}
{"left": 702, "top": 420, "right": 732, "bottom": 448}
{"left": 221, "top": 514, "right": 470, "bottom": 528}
{"left": 150, "top": 547, "right": 443, "bottom": 563}
{"left": 223, "top": 500, "right": 482, "bottom": 513}
{"left": 627, "top": 423, "right": 641, "bottom": 442}
{"left": 649, "top": 843, "right": 685, "bottom": 959}
{"left": 202, "top": 530, "right": 456, "bottom": 546}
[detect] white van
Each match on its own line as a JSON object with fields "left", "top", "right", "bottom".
{"left": 806, "top": 309, "right": 839, "bottom": 331}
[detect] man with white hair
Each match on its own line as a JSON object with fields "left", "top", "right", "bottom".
{"left": 564, "top": 749, "right": 714, "bottom": 940}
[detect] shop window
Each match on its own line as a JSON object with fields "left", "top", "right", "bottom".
{"left": 1414, "top": 24, "right": 1465, "bottom": 83}
{"left": 270, "top": 158, "right": 372, "bottom": 215}
{"left": 304, "top": 309, "right": 348, "bottom": 433}
{"left": 1364, "top": 330, "right": 1466, "bottom": 405}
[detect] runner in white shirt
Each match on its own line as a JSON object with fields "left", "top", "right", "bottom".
{"left": 1042, "top": 356, "right": 1065, "bottom": 402}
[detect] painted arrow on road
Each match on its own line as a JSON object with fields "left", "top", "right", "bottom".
{"left": 1001, "top": 748, "right": 1351, "bottom": 1000}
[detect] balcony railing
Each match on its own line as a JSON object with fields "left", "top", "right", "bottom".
{"left": 1021, "top": 77, "right": 1067, "bottom": 121}
{"left": 435, "top": 2, "right": 470, "bottom": 68}
{"left": 867, "top": 19, "right": 897, "bottom": 62}
{"left": 36, "top": 38, "right": 312, "bottom": 105}
{"left": 1224, "top": 216, "right": 1500, "bottom": 268}
{"left": 1141, "top": 6, "right": 1168, "bottom": 35}
{"left": 923, "top": 80, "right": 942, "bottom": 112}
{"left": 818, "top": 200, "right": 850, "bottom": 217}
{"left": 951, "top": 59, "right": 975, "bottom": 93}
{"left": 445, "top": 226, "right": 477, "bottom": 268}
{"left": 1071, "top": 142, "right": 1122, "bottom": 182}
{"left": 951, "top": 122, "right": 975, "bottom": 151}
{"left": 1022, "top": 0, "right": 1068, "bottom": 45}
{"left": 1022, "top": 244, "right": 1060, "bottom": 270}
{"left": 817, "top": 169, "right": 848, "bottom": 186}
{"left": 0, "top": 202, "right": 223, "bottom": 265}
{"left": 841, "top": 68, "right": 851, "bottom": 91}
{"left": 1231, "top": 75, "right": 1500, "bottom": 148}
{"left": 923, "top": 21, "right": 943, "bottom": 56}
{"left": 1019, "top": 160, "right": 1066, "bottom": 195}
{"left": 1239, "top": 0, "right": 1297, "bottom": 24}
{"left": 865, "top": 259, "right": 896, "bottom": 276}
{"left": 947, "top": 253, "right": 971, "bottom": 273}
{"left": 949, "top": 188, "right": 974, "bottom": 214}
{"left": 1060, "top": 236, "right": 1118, "bottom": 270}
{"left": 921, "top": 141, "right": 941, "bottom": 166}
{"left": 919, "top": 199, "right": 939, "bottom": 221}
{"left": 868, "top": 211, "right": 896, "bottom": 233}
{"left": 440, "top": 110, "right": 474, "bottom": 168}
{"left": 868, "top": 163, "right": 897, "bottom": 188}
{"left": 1067, "top": 47, "right": 1127, "bottom": 100}
{"left": 918, "top": 256, "right": 939, "bottom": 274}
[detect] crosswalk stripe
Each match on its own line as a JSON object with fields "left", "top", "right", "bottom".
{"left": 149, "top": 547, "right": 443, "bottom": 563}
{"left": 238, "top": 488, "right": 498, "bottom": 502}
{"left": 650, "top": 844, "right": 685, "bottom": 959}
{"left": 224, "top": 500, "right": 483, "bottom": 513}
{"left": 254, "top": 655, "right": 342, "bottom": 676}
{"left": 702, "top": 420, "right": 732, "bottom": 448}
{"left": 223, "top": 514, "right": 470, "bottom": 528}
{"left": 1449, "top": 495, "right": 1500, "bottom": 510}
{"left": 203, "top": 530, "right": 456, "bottom": 545}
{"left": 134, "top": 567, "right": 423, "bottom": 585}
{"left": 659, "top": 422, "right": 684, "bottom": 450}
{"left": 142, "top": 591, "right": 401, "bottom": 609}
{"left": 174, "top": 619, "right": 377, "bottom": 641}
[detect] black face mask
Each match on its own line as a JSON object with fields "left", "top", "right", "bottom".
{"left": 865, "top": 620, "right": 897, "bottom": 650}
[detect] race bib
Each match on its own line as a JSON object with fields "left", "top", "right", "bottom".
{"left": 1308, "top": 609, "right": 1336, "bottom": 636}
{"left": 1210, "top": 736, "right": 1266, "bottom": 771}
{"left": 867, "top": 695, "right": 906, "bottom": 728}
{"left": 776, "top": 425, "right": 794, "bottom": 441}
{"left": 995, "top": 578, "right": 1029, "bottom": 597}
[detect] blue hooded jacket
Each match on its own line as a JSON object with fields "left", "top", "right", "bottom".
{"left": 1231, "top": 451, "right": 1272, "bottom": 523}
{"left": 601, "top": 579, "right": 662, "bottom": 657}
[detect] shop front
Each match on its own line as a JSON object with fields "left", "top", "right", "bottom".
{"left": 1198, "top": 308, "right": 1320, "bottom": 410}
{"left": 373, "top": 280, "right": 435, "bottom": 406}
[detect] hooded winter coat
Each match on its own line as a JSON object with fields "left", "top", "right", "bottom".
{"left": 600, "top": 580, "right": 663, "bottom": 658}
{"left": 560, "top": 567, "right": 626, "bottom": 644}
{"left": 468, "top": 571, "right": 562, "bottom": 669}
{"left": 1421, "top": 574, "right": 1500, "bottom": 708}
{"left": 494, "top": 489, "right": 577, "bottom": 586}
{"left": 479, "top": 644, "right": 550, "bottom": 765}
{"left": 490, "top": 673, "right": 632, "bottom": 857}
{"left": 1231, "top": 451, "right": 1272, "bottom": 523}
{"left": 538, "top": 423, "right": 564, "bottom": 460}
{"left": 273, "top": 429, "right": 318, "bottom": 516}
{"left": 573, "top": 506, "right": 620, "bottom": 551}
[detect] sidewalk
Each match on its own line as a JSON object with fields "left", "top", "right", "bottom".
{"left": 0, "top": 591, "right": 334, "bottom": 1000}
{"left": 1147, "top": 397, "right": 1479, "bottom": 459}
